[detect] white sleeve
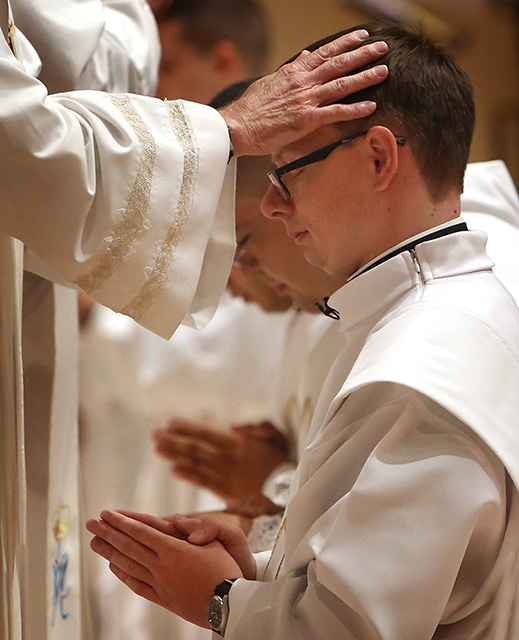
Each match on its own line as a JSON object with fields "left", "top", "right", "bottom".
{"left": 0, "top": 35, "right": 235, "bottom": 338}
{"left": 461, "top": 160, "right": 519, "bottom": 305}
{"left": 225, "top": 385, "right": 507, "bottom": 640}
{"left": 11, "top": 0, "right": 160, "bottom": 94}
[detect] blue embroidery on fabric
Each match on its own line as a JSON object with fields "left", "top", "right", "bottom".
{"left": 52, "top": 542, "right": 70, "bottom": 626}
{"left": 51, "top": 502, "right": 71, "bottom": 627}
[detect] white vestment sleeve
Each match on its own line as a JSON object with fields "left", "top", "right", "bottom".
{"left": 11, "top": 0, "right": 160, "bottom": 94}
{"left": 462, "top": 160, "right": 519, "bottom": 304}
{"left": 225, "top": 385, "right": 506, "bottom": 640}
{"left": 0, "top": 34, "right": 234, "bottom": 338}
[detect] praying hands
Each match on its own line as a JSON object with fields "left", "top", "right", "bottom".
{"left": 153, "top": 420, "right": 289, "bottom": 506}
{"left": 86, "top": 511, "right": 255, "bottom": 628}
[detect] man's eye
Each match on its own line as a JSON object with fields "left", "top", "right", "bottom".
{"left": 234, "top": 233, "right": 251, "bottom": 263}
{"left": 237, "top": 233, "right": 251, "bottom": 248}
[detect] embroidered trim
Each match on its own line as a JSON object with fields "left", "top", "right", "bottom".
{"left": 283, "top": 395, "right": 314, "bottom": 456}
{"left": 51, "top": 503, "right": 71, "bottom": 626}
{"left": 7, "top": 20, "right": 17, "bottom": 57}
{"left": 73, "top": 94, "right": 157, "bottom": 293}
{"left": 121, "top": 100, "right": 199, "bottom": 321}
{"left": 264, "top": 518, "right": 287, "bottom": 580}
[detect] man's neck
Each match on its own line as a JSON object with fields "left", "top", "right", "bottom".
{"left": 349, "top": 216, "right": 465, "bottom": 282}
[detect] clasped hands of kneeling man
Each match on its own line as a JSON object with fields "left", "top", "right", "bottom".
{"left": 86, "top": 509, "right": 254, "bottom": 629}
{"left": 86, "top": 419, "right": 283, "bottom": 628}
{"left": 153, "top": 419, "right": 289, "bottom": 519}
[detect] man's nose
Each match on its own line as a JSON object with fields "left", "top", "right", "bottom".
{"left": 261, "top": 184, "right": 290, "bottom": 220}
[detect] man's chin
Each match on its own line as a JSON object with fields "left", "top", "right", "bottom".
{"left": 303, "top": 247, "right": 327, "bottom": 271}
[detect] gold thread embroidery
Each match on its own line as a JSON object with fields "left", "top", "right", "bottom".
{"left": 121, "top": 100, "right": 199, "bottom": 321}
{"left": 7, "top": 20, "right": 17, "bottom": 57}
{"left": 53, "top": 503, "right": 70, "bottom": 543}
{"left": 73, "top": 94, "right": 157, "bottom": 293}
{"left": 274, "top": 554, "right": 286, "bottom": 580}
{"left": 264, "top": 518, "right": 287, "bottom": 580}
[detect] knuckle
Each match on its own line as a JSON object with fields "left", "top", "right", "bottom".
{"left": 359, "top": 44, "right": 375, "bottom": 62}
{"left": 325, "top": 55, "right": 345, "bottom": 74}
{"left": 279, "top": 61, "right": 298, "bottom": 78}
{"left": 315, "top": 41, "right": 337, "bottom": 61}
{"left": 202, "top": 516, "right": 219, "bottom": 532}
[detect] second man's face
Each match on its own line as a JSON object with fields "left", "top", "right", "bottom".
{"left": 238, "top": 215, "right": 346, "bottom": 313}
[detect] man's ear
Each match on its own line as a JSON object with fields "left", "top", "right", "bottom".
{"left": 365, "top": 126, "right": 400, "bottom": 192}
{"left": 209, "top": 40, "right": 247, "bottom": 83}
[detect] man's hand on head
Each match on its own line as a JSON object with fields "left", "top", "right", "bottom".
{"left": 219, "top": 29, "right": 388, "bottom": 157}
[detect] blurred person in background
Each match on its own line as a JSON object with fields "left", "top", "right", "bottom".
{"left": 153, "top": 0, "right": 271, "bottom": 102}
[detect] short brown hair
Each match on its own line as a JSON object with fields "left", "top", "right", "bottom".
{"left": 161, "top": 0, "right": 271, "bottom": 76}
{"left": 295, "top": 22, "right": 475, "bottom": 201}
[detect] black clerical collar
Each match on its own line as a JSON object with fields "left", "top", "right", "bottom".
{"left": 349, "top": 220, "right": 468, "bottom": 282}
{"left": 315, "top": 220, "right": 468, "bottom": 319}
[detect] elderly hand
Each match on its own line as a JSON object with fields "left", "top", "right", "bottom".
{"left": 153, "top": 420, "right": 289, "bottom": 503}
{"left": 86, "top": 509, "right": 248, "bottom": 627}
{"left": 220, "top": 29, "right": 388, "bottom": 157}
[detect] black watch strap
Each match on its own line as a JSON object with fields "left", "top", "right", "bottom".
{"left": 214, "top": 578, "right": 237, "bottom": 598}
{"left": 207, "top": 579, "right": 237, "bottom": 636}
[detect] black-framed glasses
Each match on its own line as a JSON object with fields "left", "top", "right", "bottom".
{"left": 267, "top": 131, "right": 406, "bottom": 201}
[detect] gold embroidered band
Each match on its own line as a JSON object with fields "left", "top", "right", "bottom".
{"left": 264, "top": 518, "right": 287, "bottom": 580}
{"left": 73, "top": 94, "right": 157, "bottom": 293}
{"left": 121, "top": 100, "right": 199, "bottom": 321}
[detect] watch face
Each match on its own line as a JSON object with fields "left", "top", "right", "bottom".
{"left": 207, "top": 595, "right": 225, "bottom": 631}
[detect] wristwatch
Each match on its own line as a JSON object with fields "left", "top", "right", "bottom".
{"left": 206, "top": 578, "right": 237, "bottom": 636}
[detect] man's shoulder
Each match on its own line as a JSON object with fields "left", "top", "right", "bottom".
{"left": 337, "top": 294, "right": 519, "bottom": 487}
{"left": 368, "top": 263, "right": 519, "bottom": 377}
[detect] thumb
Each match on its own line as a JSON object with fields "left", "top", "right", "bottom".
{"left": 186, "top": 517, "right": 256, "bottom": 580}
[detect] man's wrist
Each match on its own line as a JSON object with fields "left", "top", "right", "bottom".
{"left": 207, "top": 578, "right": 238, "bottom": 636}
{"left": 227, "top": 128, "right": 234, "bottom": 163}
{"left": 218, "top": 104, "right": 249, "bottom": 158}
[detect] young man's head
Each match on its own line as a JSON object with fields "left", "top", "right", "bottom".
{"left": 262, "top": 22, "right": 475, "bottom": 278}
{"left": 321, "top": 22, "right": 475, "bottom": 201}
{"left": 155, "top": 0, "right": 271, "bottom": 103}
{"left": 235, "top": 156, "right": 347, "bottom": 313}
